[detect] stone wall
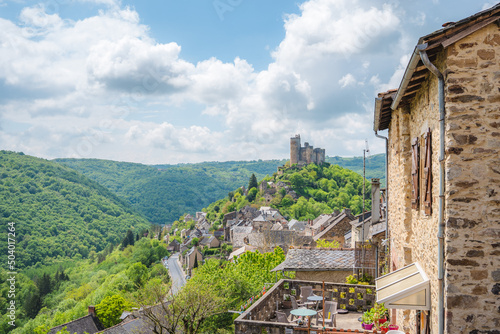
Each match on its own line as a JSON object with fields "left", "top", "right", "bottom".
{"left": 386, "top": 22, "right": 499, "bottom": 334}
{"left": 442, "top": 23, "right": 500, "bottom": 333}
{"left": 295, "top": 270, "right": 351, "bottom": 284}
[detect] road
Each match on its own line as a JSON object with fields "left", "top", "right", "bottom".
{"left": 167, "top": 253, "right": 186, "bottom": 294}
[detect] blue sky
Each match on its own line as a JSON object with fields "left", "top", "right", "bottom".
{"left": 0, "top": 0, "right": 494, "bottom": 164}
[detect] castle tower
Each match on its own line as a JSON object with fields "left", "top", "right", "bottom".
{"left": 290, "top": 135, "right": 301, "bottom": 165}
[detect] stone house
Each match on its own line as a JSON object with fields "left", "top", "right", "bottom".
{"left": 49, "top": 306, "right": 104, "bottom": 334}
{"left": 199, "top": 235, "right": 220, "bottom": 249}
{"left": 313, "top": 209, "right": 355, "bottom": 247}
{"left": 184, "top": 247, "right": 203, "bottom": 275}
{"left": 166, "top": 239, "right": 180, "bottom": 252}
{"left": 373, "top": 5, "right": 500, "bottom": 334}
{"left": 271, "top": 248, "right": 354, "bottom": 283}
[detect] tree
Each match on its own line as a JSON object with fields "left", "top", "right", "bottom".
{"left": 38, "top": 273, "right": 52, "bottom": 297}
{"left": 95, "top": 294, "right": 133, "bottom": 328}
{"left": 248, "top": 173, "right": 258, "bottom": 190}
{"left": 246, "top": 188, "right": 258, "bottom": 202}
{"left": 136, "top": 280, "right": 228, "bottom": 334}
{"left": 122, "top": 229, "right": 135, "bottom": 248}
{"left": 126, "top": 262, "right": 149, "bottom": 287}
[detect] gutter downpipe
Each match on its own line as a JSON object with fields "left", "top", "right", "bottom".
{"left": 374, "top": 126, "right": 389, "bottom": 268}
{"left": 418, "top": 43, "right": 445, "bottom": 334}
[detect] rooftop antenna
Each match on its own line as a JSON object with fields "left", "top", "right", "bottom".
{"left": 362, "top": 140, "right": 370, "bottom": 274}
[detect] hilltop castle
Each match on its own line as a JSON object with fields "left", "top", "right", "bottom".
{"left": 290, "top": 135, "right": 325, "bottom": 165}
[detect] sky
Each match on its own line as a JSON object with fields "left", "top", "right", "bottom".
{"left": 0, "top": 0, "right": 494, "bottom": 164}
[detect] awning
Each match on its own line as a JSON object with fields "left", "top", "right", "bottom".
{"left": 375, "top": 262, "right": 431, "bottom": 310}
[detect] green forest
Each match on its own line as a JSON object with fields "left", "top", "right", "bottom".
{"left": 0, "top": 236, "right": 169, "bottom": 334}
{"left": 56, "top": 154, "right": 385, "bottom": 225}
{"left": 0, "top": 151, "right": 150, "bottom": 269}
{"left": 55, "top": 159, "right": 287, "bottom": 225}
{"left": 202, "top": 162, "right": 373, "bottom": 224}
{"left": 0, "top": 150, "right": 384, "bottom": 333}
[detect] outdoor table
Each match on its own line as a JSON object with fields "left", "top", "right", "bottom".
{"left": 307, "top": 295, "right": 323, "bottom": 310}
{"left": 290, "top": 307, "right": 318, "bottom": 331}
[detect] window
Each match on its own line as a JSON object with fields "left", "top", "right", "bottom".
{"left": 411, "top": 138, "right": 419, "bottom": 209}
{"left": 422, "top": 129, "right": 432, "bottom": 215}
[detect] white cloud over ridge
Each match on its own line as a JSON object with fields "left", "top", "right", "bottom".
{"left": 0, "top": 0, "right": 480, "bottom": 164}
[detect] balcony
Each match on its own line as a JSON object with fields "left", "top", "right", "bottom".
{"left": 234, "top": 279, "right": 379, "bottom": 334}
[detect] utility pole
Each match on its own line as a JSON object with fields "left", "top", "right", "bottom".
{"left": 362, "top": 141, "right": 369, "bottom": 275}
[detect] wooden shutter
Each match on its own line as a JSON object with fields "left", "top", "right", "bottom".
{"left": 411, "top": 137, "right": 419, "bottom": 209}
{"left": 423, "top": 129, "right": 432, "bottom": 215}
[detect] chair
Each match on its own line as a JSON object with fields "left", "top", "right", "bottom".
{"left": 275, "top": 311, "right": 298, "bottom": 334}
{"left": 318, "top": 301, "right": 337, "bottom": 328}
{"left": 299, "top": 286, "right": 315, "bottom": 307}
{"left": 290, "top": 295, "right": 305, "bottom": 309}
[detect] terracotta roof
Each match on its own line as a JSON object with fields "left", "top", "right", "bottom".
{"left": 271, "top": 248, "right": 355, "bottom": 272}
{"left": 374, "top": 4, "right": 500, "bottom": 131}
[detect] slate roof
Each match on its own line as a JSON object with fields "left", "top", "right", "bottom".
{"left": 288, "top": 220, "right": 308, "bottom": 231}
{"left": 311, "top": 214, "right": 335, "bottom": 230}
{"left": 271, "top": 248, "right": 355, "bottom": 272}
{"left": 49, "top": 314, "right": 104, "bottom": 334}
{"left": 96, "top": 318, "right": 150, "bottom": 333}
{"left": 313, "top": 210, "right": 355, "bottom": 241}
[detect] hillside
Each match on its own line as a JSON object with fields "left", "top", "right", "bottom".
{"left": 55, "top": 159, "right": 287, "bottom": 224}
{"left": 202, "top": 162, "right": 372, "bottom": 224}
{"left": 326, "top": 153, "right": 386, "bottom": 186}
{"left": 55, "top": 155, "right": 384, "bottom": 224}
{"left": 0, "top": 151, "right": 150, "bottom": 269}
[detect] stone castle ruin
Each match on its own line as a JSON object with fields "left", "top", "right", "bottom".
{"left": 290, "top": 134, "right": 325, "bottom": 165}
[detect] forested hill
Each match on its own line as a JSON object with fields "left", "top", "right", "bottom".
{"left": 55, "top": 155, "right": 385, "bottom": 225}
{"left": 54, "top": 159, "right": 288, "bottom": 224}
{"left": 0, "top": 151, "right": 150, "bottom": 269}
{"left": 203, "top": 162, "right": 373, "bottom": 224}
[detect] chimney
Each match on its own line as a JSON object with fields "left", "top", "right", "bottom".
{"left": 88, "top": 305, "right": 96, "bottom": 317}
{"left": 371, "top": 178, "right": 381, "bottom": 225}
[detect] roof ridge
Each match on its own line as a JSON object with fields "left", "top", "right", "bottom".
{"left": 50, "top": 314, "right": 95, "bottom": 331}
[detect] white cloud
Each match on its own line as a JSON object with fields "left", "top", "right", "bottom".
{"left": 338, "top": 74, "right": 358, "bottom": 88}
{"left": 0, "top": 0, "right": 479, "bottom": 164}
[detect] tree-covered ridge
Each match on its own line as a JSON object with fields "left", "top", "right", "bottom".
{"left": 0, "top": 151, "right": 150, "bottom": 269}
{"left": 326, "top": 153, "right": 385, "bottom": 186}
{"left": 203, "top": 163, "right": 372, "bottom": 223}
{"left": 55, "top": 159, "right": 287, "bottom": 224}
{"left": 55, "top": 155, "right": 384, "bottom": 225}
{"left": 1, "top": 237, "right": 169, "bottom": 334}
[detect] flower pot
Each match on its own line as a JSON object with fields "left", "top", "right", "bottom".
{"left": 377, "top": 318, "right": 387, "bottom": 325}
{"left": 283, "top": 300, "right": 292, "bottom": 309}
{"left": 361, "top": 323, "right": 374, "bottom": 330}
{"left": 388, "top": 325, "right": 399, "bottom": 330}
{"left": 381, "top": 328, "right": 389, "bottom": 333}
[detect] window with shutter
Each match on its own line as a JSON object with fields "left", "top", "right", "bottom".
{"left": 411, "top": 137, "right": 419, "bottom": 209}
{"left": 423, "top": 129, "right": 432, "bottom": 215}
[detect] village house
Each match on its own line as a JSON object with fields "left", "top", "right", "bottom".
{"left": 48, "top": 306, "right": 104, "bottom": 334}
{"left": 183, "top": 246, "right": 203, "bottom": 276}
{"left": 313, "top": 208, "right": 355, "bottom": 247}
{"left": 199, "top": 234, "right": 220, "bottom": 248}
{"left": 271, "top": 248, "right": 355, "bottom": 283}
{"left": 373, "top": 4, "right": 500, "bottom": 333}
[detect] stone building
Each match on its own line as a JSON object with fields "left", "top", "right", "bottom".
{"left": 290, "top": 134, "right": 325, "bottom": 165}
{"left": 271, "top": 248, "right": 355, "bottom": 283}
{"left": 373, "top": 5, "right": 499, "bottom": 334}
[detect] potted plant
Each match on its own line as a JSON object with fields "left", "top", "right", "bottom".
{"left": 361, "top": 312, "right": 373, "bottom": 330}
{"left": 283, "top": 294, "right": 292, "bottom": 309}
{"left": 372, "top": 303, "right": 389, "bottom": 331}
{"left": 380, "top": 321, "right": 389, "bottom": 333}
{"left": 388, "top": 324, "right": 400, "bottom": 330}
